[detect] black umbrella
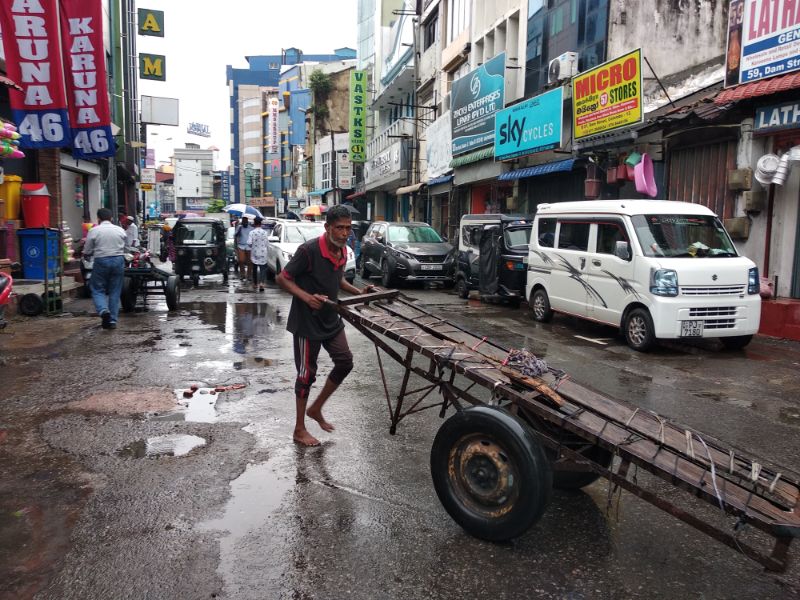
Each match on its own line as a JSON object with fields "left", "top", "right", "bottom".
{"left": 339, "top": 203, "right": 361, "bottom": 219}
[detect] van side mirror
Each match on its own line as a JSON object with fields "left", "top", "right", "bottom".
{"left": 614, "top": 240, "right": 631, "bottom": 261}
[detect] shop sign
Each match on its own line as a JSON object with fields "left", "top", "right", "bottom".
{"left": 349, "top": 70, "right": 367, "bottom": 162}
{"left": 220, "top": 171, "right": 230, "bottom": 202}
{"left": 494, "top": 87, "right": 563, "bottom": 161}
{"left": 267, "top": 97, "right": 279, "bottom": 154}
{"left": 755, "top": 100, "right": 800, "bottom": 132}
{"left": 140, "top": 53, "right": 166, "bottom": 81}
{"left": 337, "top": 152, "right": 353, "bottom": 178}
{"left": 187, "top": 122, "right": 210, "bottom": 137}
{"left": 0, "top": 0, "right": 72, "bottom": 149}
{"left": 60, "top": 0, "right": 115, "bottom": 158}
{"left": 364, "top": 140, "right": 406, "bottom": 188}
{"left": 250, "top": 196, "right": 275, "bottom": 208}
{"left": 451, "top": 52, "right": 506, "bottom": 155}
{"left": 572, "top": 48, "right": 642, "bottom": 141}
{"left": 725, "top": 0, "right": 800, "bottom": 87}
{"left": 137, "top": 8, "right": 164, "bottom": 37}
{"left": 141, "top": 168, "right": 156, "bottom": 184}
{"left": 426, "top": 111, "right": 452, "bottom": 178}
{"left": 140, "top": 183, "right": 154, "bottom": 191}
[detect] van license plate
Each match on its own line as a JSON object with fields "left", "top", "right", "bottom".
{"left": 680, "top": 320, "right": 703, "bottom": 337}
{"left": 420, "top": 264, "right": 441, "bottom": 271}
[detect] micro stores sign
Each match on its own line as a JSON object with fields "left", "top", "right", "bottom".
{"left": 572, "top": 48, "right": 643, "bottom": 141}
{"left": 0, "top": 0, "right": 115, "bottom": 158}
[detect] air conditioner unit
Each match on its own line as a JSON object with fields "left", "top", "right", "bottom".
{"left": 548, "top": 51, "right": 579, "bottom": 83}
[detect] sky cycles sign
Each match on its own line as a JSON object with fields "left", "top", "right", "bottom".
{"left": 572, "top": 48, "right": 642, "bottom": 140}
{"left": 450, "top": 52, "right": 505, "bottom": 155}
{"left": 494, "top": 87, "right": 563, "bottom": 161}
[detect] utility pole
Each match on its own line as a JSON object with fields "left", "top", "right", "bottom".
{"left": 330, "top": 127, "right": 337, "bottom": 205}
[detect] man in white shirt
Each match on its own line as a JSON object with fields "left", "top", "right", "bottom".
{"left": 247, "top": 216, "right": 270, "bottom": 291}
{"left": 83, "top": 208, "right": 126, "bottom": 329}
{"left": 122, "top": 215, "right": 139, "bottom": 248}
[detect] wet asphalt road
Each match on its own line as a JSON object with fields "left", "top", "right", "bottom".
{"left": 1, "top": 272, "right": 799, "bottom": 600}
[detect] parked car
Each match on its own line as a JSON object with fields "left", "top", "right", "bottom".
{"left": 455, "top": 214, "right": 533, "bottom": 306}
{"left": 526, "top": 200, "right": 761, "bottom": 352}
{"left": 267, "top": 220, "right": 355, "bottom": 283}
{"left": 359, "top": 221, "right": 455, "bottom": 287}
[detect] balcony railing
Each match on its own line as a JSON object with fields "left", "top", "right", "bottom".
{"left": 367, "top": 119, "right": 414, "bottom": 159}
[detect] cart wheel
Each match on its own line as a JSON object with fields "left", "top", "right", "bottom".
{"left": 223, "top": 269, "right": 229, "bottom": 284}
{"left": 430, "top": 406, "right": 552, "bottom": 542}
{"left": 120, "top": 277, "right": 136, "bottom": 312}
{"left": 165, "top": 275, "right": 180, "bottom": 311}
{"left": 552, "top": 444, "right": 613, "bottom": 490}
{"left": 455, "top": 276, "right": 469, "bottom": 299}
{"left": 191, "top": 274, "right": 200, "bottom": 287}
{"left": 18, "top": 292, "right": 44, "bottom": 317}
{"left": 530, "top": 288, "right": 553, "bottom": 322}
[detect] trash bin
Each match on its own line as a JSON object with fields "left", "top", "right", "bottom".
{"left": 17, "top": 228, "right": 60, "bottom": 280}
{"left": 21, "top": 183, "right": 51, "bottom": 227}
{"left": 0, "top": 175, "right": 23, "bottom": 220}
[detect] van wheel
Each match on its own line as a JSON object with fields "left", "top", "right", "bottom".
{"left": 530, "top": 289, "right": 553, "bottom": 322}
{"left": 455, "top": 277, "right": 469, "bottom": 299}
{"left": 720, "top": 335, "right": 752, "bottom": 351}
{"left": 625, "top": 308, "right": 655, "bottom": 352}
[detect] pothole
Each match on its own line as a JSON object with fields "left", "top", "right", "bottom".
{"left": 117, "top": 434, "right": 206, "bottom": 458}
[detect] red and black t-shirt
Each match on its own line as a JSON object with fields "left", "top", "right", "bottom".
{"left": 282, "top": 234, "right": 346, "bottom": 340}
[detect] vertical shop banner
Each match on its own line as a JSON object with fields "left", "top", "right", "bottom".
{"left": 349, "top": 70, "right": 366, "bottom": 163}
{"left": 59, "top": 0, "right": 114, "bottom": 158}
{"left": 0, "top": 0, "right": 72, "bottom": 149}
{"left": 450, "top": 52, "right": 506, "bottom": 155}
{"left": 572, "top": 48, "right": 642, "bottom": 140}
{"left": 267, "top": 97, "right": 279, "bottom": 154}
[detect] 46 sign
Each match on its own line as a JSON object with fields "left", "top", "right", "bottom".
{"left": 17, "top": 112, "right": 67, "bottom": 144}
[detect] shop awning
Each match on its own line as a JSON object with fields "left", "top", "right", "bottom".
{"left": 498, "top": 158, "right": 577, "bottom": 181}
{"left": 345, "top": 190, "right": 366, "bottom": 200}
{"left": 308, "top": 188, "right": 332, "bottom": 196}
{"left": 715, "top": 72, "right": 800, "bottom": 105}
{"left": 395, "top": 182, "right": 426, "bottom": 195}
{"left": 427, "top": 174, "right": 454, "bottom": 186}
{"left": 450, "top": 146, "right": 494, "bottom": 168}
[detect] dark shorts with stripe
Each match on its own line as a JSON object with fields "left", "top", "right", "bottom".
{"left": 293, "top": 329, "right": 353, "bottom": 400}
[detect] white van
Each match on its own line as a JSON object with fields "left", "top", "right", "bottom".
{"left": 526, "top": 200, "right": 761, "bottom": 351}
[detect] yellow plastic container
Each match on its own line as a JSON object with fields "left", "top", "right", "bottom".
{"left": 0, "top": 175, "right": 23, "bottom": 220}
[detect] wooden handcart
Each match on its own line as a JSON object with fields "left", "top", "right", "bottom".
{"left": 334, "top": 290, "right": 799, "bottom": 572}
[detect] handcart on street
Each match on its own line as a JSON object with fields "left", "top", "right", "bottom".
{"left": 333, "top": 290, "right": 799, "bottom": 572}
{"left": 121, "top": 249, "right": 180, "bottom": 312}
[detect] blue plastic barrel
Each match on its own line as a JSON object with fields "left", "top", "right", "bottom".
{"left": 17, "top": 228, "right": 60, "bottom": 280}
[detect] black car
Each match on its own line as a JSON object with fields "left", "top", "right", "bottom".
{"left": 359, "top": 221, "right": 455, "bottom": 287}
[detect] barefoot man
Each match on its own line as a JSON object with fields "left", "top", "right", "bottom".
{"left": 277, "top": 205, "right": 374, "bottom": 446}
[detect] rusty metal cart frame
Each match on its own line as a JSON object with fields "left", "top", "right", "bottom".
{"left": 334, "top": 290, "right": 799, "bottom": 572}
{"left": 121, "top": 264, "right": 180, "bottom": 312}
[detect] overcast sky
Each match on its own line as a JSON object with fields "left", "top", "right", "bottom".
{"left": 138, "top": 0, "right": 358, "bottom": 170}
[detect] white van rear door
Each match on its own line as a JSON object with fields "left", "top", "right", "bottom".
{"left": 586, "top": 220, "right": 638, "bottom": 326}
{"left": 551, "top": 220, "right": 591, "bottom": 317}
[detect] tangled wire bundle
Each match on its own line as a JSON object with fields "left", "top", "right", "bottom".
{"left": 504, "top": 348, "right": 548, "bottom": 377}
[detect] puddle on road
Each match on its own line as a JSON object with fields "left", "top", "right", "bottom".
{"left": 173, "top": 388, "right": 219, "bottom": 422}
{"left": 692, "top": 391, "right": 753, "bottom": 409}
{"left": 233, "top": 356, "right": 274, "bottom": 370}
{"left": 117, "top": 434, "right": 206, "bottom": 458}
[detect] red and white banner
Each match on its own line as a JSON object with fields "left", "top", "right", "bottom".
{"left": 0, "top": 0, "right": 72, "bottom": 149}
{"left": 59, "top": 0, "right": 114, "bottom": 158}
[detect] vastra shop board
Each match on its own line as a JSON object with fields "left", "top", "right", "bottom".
{"left": 494, "top": 87, "right": 564, "bottom": 161}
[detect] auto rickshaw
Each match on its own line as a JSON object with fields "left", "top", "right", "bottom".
{"left": 171, "top": 217, "right": 228, "bottom": 285}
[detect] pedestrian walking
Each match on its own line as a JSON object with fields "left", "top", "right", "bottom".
{"left": 121, "top": 215, "right": 139, "bottom": 248}
{"left": 276, "top": 205, "right": 375, "bottom": 446}
{"left": 83, "top": 207, "right": 126, "bottom": 330}
{"left": 247, "top": 216, "right": 270, "bottom": 291}
{"left": 234, "top": 216, "right": 254, "bottom": 281}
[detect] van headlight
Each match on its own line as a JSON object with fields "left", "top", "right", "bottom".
{"left": 651, "top": 268, "right": 678, "bottom": 297}
{"left": 747, "top": 267, "right": 759, "bottom": 295}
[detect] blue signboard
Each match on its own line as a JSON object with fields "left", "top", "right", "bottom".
{"left": 755, "top": 100, "right": 800, "bottom": 133}
{"left": 451, "top": 52, "right": 506, "bottom": 155}
{"left": 220, "top": 171, "right": 230, "bottom": 202}
{"left": 494, "top": 87, "right": 564, "bottom": 161}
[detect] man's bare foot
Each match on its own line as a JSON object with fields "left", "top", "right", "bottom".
{"left": 293, "top": 429, "right": 320, "bottom": 446}
{"left": 306, "top": 406, "right": 335, "bottom": 432}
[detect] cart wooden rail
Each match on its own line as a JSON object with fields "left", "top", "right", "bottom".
{"left": 334, "top": 290, "right": 799, "bottom": 572}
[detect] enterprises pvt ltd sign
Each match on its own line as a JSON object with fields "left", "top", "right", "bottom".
{"left": 450, "top": 52, "right": 506, "bottom": 155}
{"left": 349, "top": 70, "right": 367, "bottom": 163}
{"left": 572, "top": 48, "right": 642, "bottom": 140}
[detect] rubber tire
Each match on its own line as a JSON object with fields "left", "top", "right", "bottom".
{"left": 552, "top": 445, "right": 613, "bottom": 490}
{"left": 625, "top": 307, "right": 656, "bottom": 352}
{"left": 120, "top": 277, "right": 136, "bottom": 313}
{"left": 18, "top": 292, "right": 44, "bottom": 316}
{"left": 223, "top": 268, "right": 229, "bottom": 284}
{"left": 455, "top": 277, "right": 469, "bottom": 299}
{"left": 430, "top": 406, "right": 552, "bottom": 542}
{"left": 191, "top": 274, "right": 200, "bottom": 287}
{"left": 530, "top": 288, "right": 553, "bottom": 322}
{"left": 381, "top": 260, "right": 395, "bottom": 288}
{"left": 165, "top": 275, "right": 180, "bottom": 311}
{"left": 720, "top": 335, "right": 753, "bottom": 351}
{"left": 357, "top": 258, "right": 368, "bottom": 280}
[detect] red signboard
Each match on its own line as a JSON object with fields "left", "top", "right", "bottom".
{"left": 0, "top": 0, "right": 72, "bottom": 149}
{"left": 59, "top": 0, "right": 114, "bottom": 157}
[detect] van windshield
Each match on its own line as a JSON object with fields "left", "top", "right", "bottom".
{"left": 632, "top": 214, "right": 738, "bottom": 258}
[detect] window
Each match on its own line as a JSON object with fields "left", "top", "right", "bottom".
{"left": 557, "top": 221, "right": 590, "bottom": 251}
{"left": 321, "top": 151, "right": 331, "bottom": 189}
{"left": 423, "top": 13, "right": 439, "bottom": 50}
{"left": 596, "top": 222, "right": 628, "bottom": 256}
{"left": 537, "top": 218, "right": 556, "bottom": 247}
{"left": 388, "top": 225, "right": 444, "bottom": 243}
{"left": 447, "top": 0, "right": 471, "bottom": 45}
